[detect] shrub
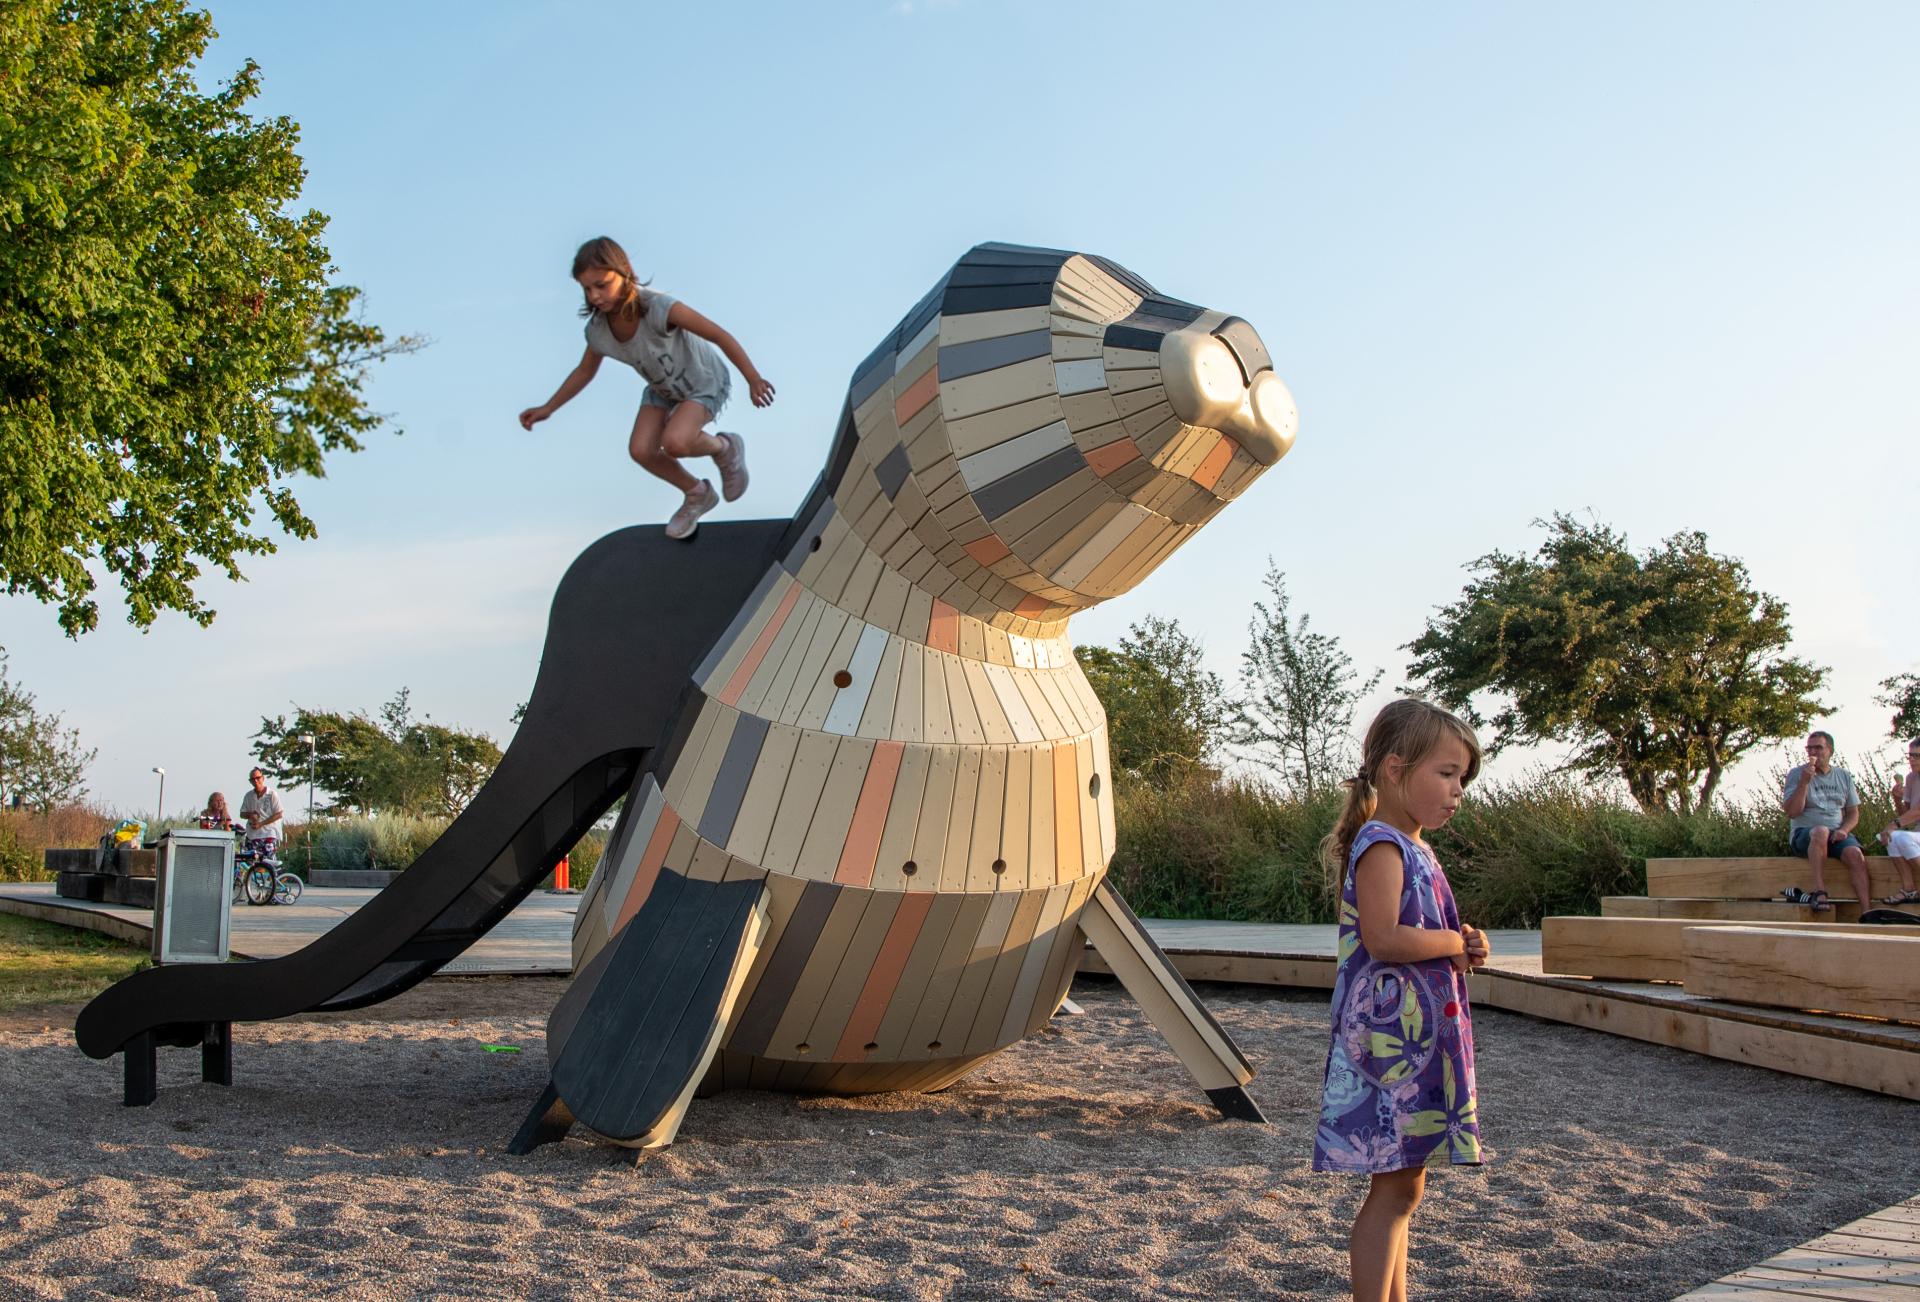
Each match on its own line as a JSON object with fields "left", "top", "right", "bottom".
{"left": 0, "top": 804, "right": 112, "bottom": 881}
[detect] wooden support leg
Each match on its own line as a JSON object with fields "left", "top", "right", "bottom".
{"left": 1077, "top": 879, "right": 1266, "bottom": 1123}
{"left": 201, "top": 1022, "right": 232, "bottom": 1086}
{"left": 508, "top": 1081, "right": 577, "bottom": 1155}
{"left": 124, "top": 1032, "right": 157, "bottom": 1107}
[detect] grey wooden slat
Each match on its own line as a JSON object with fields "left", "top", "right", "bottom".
{"left": 938, "top": 328, "right": 1053, "bottom": 382}
{"left": 725, "top": 879, "right": 841, "bottom": 1056}
{"left": 973, "top": 445, "right": 1089, "bottom": 522}
{"left": 697, "top": 713, "right": 771, "bottom": 848}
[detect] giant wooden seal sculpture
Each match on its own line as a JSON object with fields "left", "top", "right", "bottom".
{"left": 514, "top": 242, "right": 1298, "bottom": 1151}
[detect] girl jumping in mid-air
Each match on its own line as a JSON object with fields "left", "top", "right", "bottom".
{"left": 520, "top": 236, "right": 774, "bottom": 539}
{"left": 1314, "top": 697, "right": 1491, "bottom": 1302}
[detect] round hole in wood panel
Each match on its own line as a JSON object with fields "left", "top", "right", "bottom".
{"left": 863, "top": 1042, "right": 879, "bottom": 1052}
{"left": 809, "top": 536, "right": 822, "bottom": 552}
{"left": 795, "top": 1042, "right": 812, "bottom": 1054}
{"left": 901, "top": 860, "right": 918, "bottom": 876}
{"left": 926, "top": 1041, "right": 943, "bottom": 1051}
{"left": 1088, "top": 773, "right": 1102, "bottom": 799}
{"left": 833, "top": 669, "right": 853, "bottom": 689}
{"left": 991, "top": 859, "right": 1007, "bottom": 875}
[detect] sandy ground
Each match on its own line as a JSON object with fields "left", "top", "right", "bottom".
{"left": 1, "top": 977, "right": 1915, "bottom": 1301}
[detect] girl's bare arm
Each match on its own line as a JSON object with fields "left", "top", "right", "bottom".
{"left": 667, "top": 302, "right": 776, "bottom": 407}
{"left": 1353, "top": 843, "right": 1470, "bottom": 964}
{"left": 520, "top": 347, "right": 603, "bottom": 428}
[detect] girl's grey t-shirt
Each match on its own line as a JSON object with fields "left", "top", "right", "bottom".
{"left": 1784, "top": 764, "right": 1859, "bottom": 831}
{"left": 584, "top": 292, "right": 731, "bottom": 405}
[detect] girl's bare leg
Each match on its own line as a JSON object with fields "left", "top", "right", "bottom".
{"left": 1351, "top": 1167, "right": 1424, "bottom": 1302}
{"left": 660, "top": 400, "right": 726, "bottom": 461}
{"left": 628, "top": 405, "right": 698, "bottom": 493}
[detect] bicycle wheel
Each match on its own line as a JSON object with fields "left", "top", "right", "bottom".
{"left": 273, "top": 873, "right": 303, "bottom": 905}
{"left": 244, "top": 866, "right": 275, "bottom": 905}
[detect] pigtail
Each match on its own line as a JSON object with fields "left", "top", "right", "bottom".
{"left": 1318, "top": 766, "right": 1377, "bottom": 892}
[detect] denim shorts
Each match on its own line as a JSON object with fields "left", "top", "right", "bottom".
{"left": 642, "top": 385, "right": 727, "bottom": 420}
{"left": 1790, "top": 826, "right": 1861, "bottom": 857}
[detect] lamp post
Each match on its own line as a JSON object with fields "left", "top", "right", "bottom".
{"left": 300, "top": 733, "right": 315, "bottom": 865}
{"left": 150, "top": 766, "right": 165, "bottom": 827}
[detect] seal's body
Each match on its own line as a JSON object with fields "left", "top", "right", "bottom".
{"left": 520, "top": 243, "right": 1297, "bottom": 1150}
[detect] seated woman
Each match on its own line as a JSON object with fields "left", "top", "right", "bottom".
{"left": 198, "top": 792, "right": 232, "bottom": 831}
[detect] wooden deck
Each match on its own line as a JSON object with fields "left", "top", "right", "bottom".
{"left": 1676, "top": 1195, "right": 1920, "bottom": 1299}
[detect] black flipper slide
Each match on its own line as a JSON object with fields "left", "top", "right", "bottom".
{"left": 513, "top": 868, "right": 771, "bottom": 1151}
{"left": 76, "top": 523, "right": 785, "bottom": 1074}
{"left": 1859, "top": 908, "right": 1920, "bottom": 926}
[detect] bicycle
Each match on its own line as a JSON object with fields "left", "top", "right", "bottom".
{"left": 232, "top": 836, "right": 304, "bottom": 906}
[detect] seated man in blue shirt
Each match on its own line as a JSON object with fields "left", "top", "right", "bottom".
{"left": 1780, "top": 730, "right": 1868, "bottom": 911}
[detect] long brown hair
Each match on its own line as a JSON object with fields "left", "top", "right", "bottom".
{"left": 1318, "top": 698, "right": 1482, "bottom": 886}
{"left": 571, "top": 236, "right": 648, "bottom": 325}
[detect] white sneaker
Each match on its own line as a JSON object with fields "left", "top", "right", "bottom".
{"left": 714, "top": 431, "right": 749, "bottom": 502}
{"left": 665, "top": 480, "right": 718, "bottom": 540}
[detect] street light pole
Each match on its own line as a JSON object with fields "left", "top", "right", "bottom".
{"left": 300, "top": 733, "right": 315, "bottom": 865}
{"left": 150, "top": 766, "right": 165, "bottom": 828}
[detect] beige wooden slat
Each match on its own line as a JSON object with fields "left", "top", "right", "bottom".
{"left": 998, "top": 745, "right": 1033, "bottom": 890}
{"left": 801, "top": 889, "right": 905, "bottom": 1059}
{"left": 946, "top": 393, "right": 1065, "bottom": 459}
{"left": 720, "top": 723, "right": 802, "bottom": 863}
{"left": 938, "top": 747, "right": 983, "bottom": 894}
{"left": 1026, "top": 741, "right": 1058, "bottom": 889}
{"left": 919, "top": 644, "right": 957, "bottom": 744}
{"left": 964, "top": 887, "right": 1052, "bottom": 1055}
{"left": 867, "top": 740, "right": 931, "bottom": 894}
{"left": 1024, "top": 876, "right": 1098, "bottom": 1036}
{"left": 1075, "top": 733, "right": 1105, "bottom": 874}
{"left": 1059, "top": 389, "right": 1121, "bottom": 430}
{"left": 1542, "top": 916, "right": 1920, "bottom": 981}
{"left": 887, "top": 638, "right": 926, "bottom": 744}
{"left": 1095, "top": 725, "right": 1117, "bottom": 862}
{"left": 662, "top": 702, "right": 737, "bottom": 827}
{"left": 942, "top": 654, "right": 985, "bottom": 746}
{"left": 757, "top": 729, "right": 840, "bottom": 875}
{"left": 736, "top": 590, "right": 825, "bottom": 717}
{"left": 1648, "top": 857, "right": 1908, "bottom": 902}
{"left": 862, "top": 565, "right": 913, "bottom": 635}
{"left": 933, "top": 891, "right": 1023, "bottom": 1054}
{"left": 941, "top": 356, "right": 1055, "bottom": 422}
{"left": 909, "top": 744, "right": 961, "bottom": 885}
{"left": 773, "top": 605, "right": 854, "bottom": 726}
{"left": 963, "top": 658, "right": 1017, "bottom": 745}
{"left": 762, "top": 886, "right": 871, "bottom": 1060}
{"left": 1011, "top": 669, "right": 1067, "bottom": 740}
{"left": 966, "top": 746, "right": 1010, "bottom": 893}
{"left": 943, "top": 304, "right": 1051, "bottom": 346}
{"left": 1077, "top": 881, "right": 1253, "bottom": 1091}
{"left": 1601, "top": 896, "right": 1859, "bottom": 924}
{"left": 696, "top": 572, "right": 793, "bottom": 695}
{"left": 791, "top": 737, "right": 876, "bottom": 883}
{"left": 982, "top": 661, "right": 1045, "bottom": 744}
{"left": 1683, "top": 927, "right": 1920, "bottom": 1020}
{"left": 868, "top": 893, "right": 970, "bottom": 1059}
{"left": 1051, "top": 332, "right": 1104, "bottom": 360}
{"left": 1050, "top": 311, "right": 1105, "bottom": 338}
{"left": 901, "top": 894, "right": 997, "bottom": 1057}
{"left": 998, "top": 881, "right": 1077, "bottom": 1044}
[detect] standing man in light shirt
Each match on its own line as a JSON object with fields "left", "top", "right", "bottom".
{"left": 1780, "top": 731, "right": 1868, "bottom": 911}
{"left": 239, "top": 767, "right": 285, "bottom": 856}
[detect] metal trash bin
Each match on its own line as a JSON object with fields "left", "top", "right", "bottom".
{"left": 152, "top": 828, "right": 234, "bottom": 964}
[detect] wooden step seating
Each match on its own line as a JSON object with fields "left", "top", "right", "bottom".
{"left": 1598, "top": 855, "right": 1917, "bottom": 928}
{"left": 1543, "top": 916, "right": 1920, "bottom": 982}
{"left": 1683, "top": 926, "right": 1920, "bottom": 1024}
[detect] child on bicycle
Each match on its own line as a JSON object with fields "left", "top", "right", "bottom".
{"left": 518, "top": 236, "right": 775, "bottom": 540}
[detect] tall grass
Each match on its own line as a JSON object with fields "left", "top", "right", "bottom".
{"left": 0, "top": 805, "right": 114, "bottom": 882}
{"left": 1110, "top": 765, "right": 1902, "bottom": 929}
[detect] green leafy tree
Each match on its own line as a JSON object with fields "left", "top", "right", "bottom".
{"left": 0, "top": 651, "right": 96, "bottom": 810}
{"left": 253, "top": 689, "right": 500, "bottom": 818}
{"left": 1076, "top": 615, "right": 1226, "bottom": 785}
{"left": 1406, "top": 514, "right": 1827, "bottom": 814}
{"left": 1231, "top": 561, "right": 1382, "bottom": 797}
{"left": 1877, "top": 673, "right": 1920, "bottom": 740}
{"left": 0, "top": 0, "right": 424, "bottom": 634}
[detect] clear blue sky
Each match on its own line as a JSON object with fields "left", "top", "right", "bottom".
{"left": 6, "top": 1, "right": 1916, "bottom": 816}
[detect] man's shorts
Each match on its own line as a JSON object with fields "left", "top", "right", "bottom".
{"left": 641, "top": 385, "right": 728, "bottom": 421}
{"left": 1888, "top": 829, "right": 1920, "bottom": 859}
{"left": 1790, "top": 826, "right": 1861, "bottom": 857}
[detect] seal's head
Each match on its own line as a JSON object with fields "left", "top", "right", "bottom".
{"left": 810, "top": 243, "right": 1296, "bottom": 629}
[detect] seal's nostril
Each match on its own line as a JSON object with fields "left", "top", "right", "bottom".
{"left": 1159, "top": 330, "right": 1244, "bottom": 431}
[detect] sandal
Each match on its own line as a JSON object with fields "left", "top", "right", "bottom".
{"left": 1881, "top": 889, "right": 1920, "bottom": 906}
{"left": 1777, "top": 887, "right": 1812, "bottom": 904}
{"left": 1808, "top": 890, "right": 1832, "bottom": 913}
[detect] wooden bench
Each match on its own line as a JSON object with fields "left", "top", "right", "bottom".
{"left": 1542, "top": 916, "right": 1920, "bottom": 982}
{"left": 1682, "top": 926, "right": 1920, "bottom": 1023}
{"left": 1601, "top": 895, "right": 1862, "bottom": 923}
{"left": 1646, "top": 856, "right": 1910, "bottom": 902}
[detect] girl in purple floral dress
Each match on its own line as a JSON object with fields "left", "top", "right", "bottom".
{"left": 1314, "top": 698, "right": 1489, "bottom": 1302}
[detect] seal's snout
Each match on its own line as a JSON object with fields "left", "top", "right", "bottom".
{"left": 1159, "top": 319, "right": 1297, "bottom": 466}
